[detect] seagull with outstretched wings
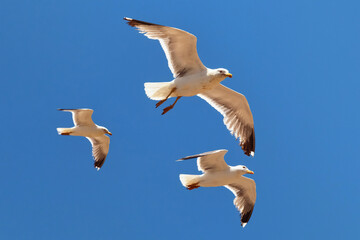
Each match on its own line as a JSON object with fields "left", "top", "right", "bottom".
{"left": 57, "top": 109, "right": 112, "bottom": 170}
{"left": 124, "top": 17, "right": 255, "bottom": 156}
{"left": 178, "top": 149, "right": 256, "bottom": 227}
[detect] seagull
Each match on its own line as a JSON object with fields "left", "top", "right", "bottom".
{"left": 56, "top": 109, "right": 112, "bottom": 170}
{"left": 178, "top": 149, "right": 256, "bottom": 227}
{"left": 124, "top": 17, "right": 255, "bottom": 156}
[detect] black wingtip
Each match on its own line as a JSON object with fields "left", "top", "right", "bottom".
{"left": 94, "top": 158, "right": 106, "bottom": 170}
{"left": 176, "top": 156, "right": 196, "bottom": 162}
{"left": 124, "top": 17, "right": 135, "bottom": 27}
{"left": 240, "top": 208, "right": 254, "bottom": 226}
{"left": 240, "top": 128, "right": 255, "bottom": 157}
{"left": 123, "top": 17, "right": 159, "bottom": 27}
{"left": 57, "top": 108, "right": 78, "bottom": 111}
{"left": 177, "top": 155, "right": 199, "bottom": 161}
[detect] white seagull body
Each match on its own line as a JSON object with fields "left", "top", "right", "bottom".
{"left": 178, "top": 149, "right": 256, "bottom": 227}
{"left": 56, "top": 109, "right": 112, "bottom": 170}
{"left": 124, "top": 17, "right": 255, "bottom": 156}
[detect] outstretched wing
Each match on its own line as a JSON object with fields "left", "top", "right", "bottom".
{"left": 225, "top": 176, "right": 256, "bottom": 227}
{"left": 87, "top": 135, "right": 110, "bottom": 170}
{"left": 124, "top": 17, "right": 206, "bottom": 78}
{"left": 58, "top": 109, "right": 95, "bottom": 126}
{"left": 198, "top": 84, "right": 255, "bottom": 156}
{"left": 177, "top": 149, "right": 229, "bottom": 172}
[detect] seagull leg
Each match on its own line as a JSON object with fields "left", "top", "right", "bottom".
{"left": 162, "top": 96, "right": 181, "bottom": 115}
{"left": 57, "top": 128, "right": 73, "bottom": 135}
{"left": 155, "top": 87, "right": 176, "bottom": 108}
{"left": 155, "top": 99, "right": 166, "bottom": 108}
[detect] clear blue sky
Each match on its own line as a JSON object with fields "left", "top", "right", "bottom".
{"left": 1, "top": 0, "right": 359, "bottom": 239}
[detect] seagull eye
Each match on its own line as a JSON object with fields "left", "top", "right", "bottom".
{"left": 243, "top": 166, "right": 245, "bottom": 169}
{"left": 219, "top": 70, "right": 223, "bottom": 74}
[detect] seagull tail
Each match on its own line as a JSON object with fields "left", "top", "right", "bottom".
{"left": 179, "top": 174, "right": 201, "bottom": 190}
{"left": 57, "top": 128, "right": 73, "bottom": 135}
{"left": 144, "top": 82, "right": 175, "bottom": 100}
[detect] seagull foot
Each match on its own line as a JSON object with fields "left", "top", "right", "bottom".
{"left": 162, "top": 105, "right": 174, "bottom": 115}
{"left": 156, "top": 99, "right": 166, "bottom": 108}
{"left": 60, "top": 132, "right": 71, "bottom": 135}
{"left": 186, "top": 183, "right": 200, "bottom": 190}
{"left": 161, "top": 96, "right": 181, "bottom": 115}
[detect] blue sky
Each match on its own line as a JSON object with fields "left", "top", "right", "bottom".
{"left": 1, "top": 0, "right": 359, "bottom": 239}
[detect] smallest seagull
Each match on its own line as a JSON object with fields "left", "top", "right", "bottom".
{"left": 178, "top": 149, "right": 256, "bottom": 227}
{"left": 57, "top": 109, "right": 112, "bottom": 170}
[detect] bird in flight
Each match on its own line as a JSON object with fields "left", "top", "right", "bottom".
{"left": 178, "top": 149, "right": 256, "bottom": 227}
{"left": 57, "top": 109, "right": 112, "bottom": 170}
{"left": 124, "top": 17, "right": 255, "bottom": 156}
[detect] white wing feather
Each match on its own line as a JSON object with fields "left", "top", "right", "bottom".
{"left": 58, "top": 109, "right": 95, "bottom": 126}
{"left": 198, "top": 84, "right": 255, "bottom": 156}
{"left": 177, "top": 149, "right": 229, "bottom": 172}
{"left": 87, "top": 135, "right": 110, "bottom": 169}
{"left": 125, "top": 17, "right": 206, "bottom": 78}
{"left": 225, "top": 176, "right": 256, "bottom": 227}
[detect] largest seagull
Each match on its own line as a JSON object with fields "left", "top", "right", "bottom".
{"left": 124, "top": 17, "right": 255, "bottom": 156}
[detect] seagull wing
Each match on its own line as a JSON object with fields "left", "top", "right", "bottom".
{"left": 58, "top": 109, "right": 95, "bottom": 126}
{"left": 124, "top": 17, "right": 206, "bottom": 78}
{"left": 87, "top": 135, "right": 110, "bottom": 170}
{"left": 198, "top": 84, "right": 255, "bottom": 156}
{"left": 177, "top": 149, "right": 229, "bottom": 172}
{"left": 225, "top": 176, "right": 256, "bottom": 227}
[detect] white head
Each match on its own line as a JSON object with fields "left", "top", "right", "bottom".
{"left": 214, "top": 68, "right": 233, "bottom": 79}
{"left": 234, "top": 165, "right": 254, "bottom": 175}
{"left": 100, "top": 126, "right": 112, "bottom": 136}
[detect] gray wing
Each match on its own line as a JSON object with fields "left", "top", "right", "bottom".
{"left": 87, "top": 135, "right": 110, "bottom": 170}
{"left": 198, "top": 84, "right": 255, "bottom": 156}
{"left": 225, "top": 176, "right": 256, "bottom": 227}
{"left": 58, "top": 109, "right": 95, "bottom": 126}
{"left": 124, "top": 17, "right": 206, "bottom": 78}
{"left": 177, "top": 149, "right": 229, "bottom": 172}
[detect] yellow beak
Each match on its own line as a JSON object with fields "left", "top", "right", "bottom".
{"left": 108, "top": 132, "right": 113, "bottom": 136}
{"left": 246, "top": 170, "right": 254, "bottom": 174}
{"left": 225, "top": 73, "right": 233, "bottom": 78}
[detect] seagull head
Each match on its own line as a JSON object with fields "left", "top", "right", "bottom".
{"left": 216, "top": 68, "right": 232, "bottom": 79}
{"left": 234, "top": 165, "right": 254, "bottom": 175}
{"left": 101, "top": 127, "right": 112, "bottom": 136}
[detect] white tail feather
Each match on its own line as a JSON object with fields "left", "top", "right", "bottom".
{"left": 144, "top": 82, "right": 174, "bottom": 100}
{"left": 179, "top": 174, "right": 200, "bottom": 187}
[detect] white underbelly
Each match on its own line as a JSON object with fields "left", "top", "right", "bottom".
{"left": 71, "top": 126, "right": 102, "bottom": 137}
{"left": 173, "top": 75, "right": 215, "bottom": 97}
{"left": 199, "top": 171, "right": 237, "bottom": 187}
